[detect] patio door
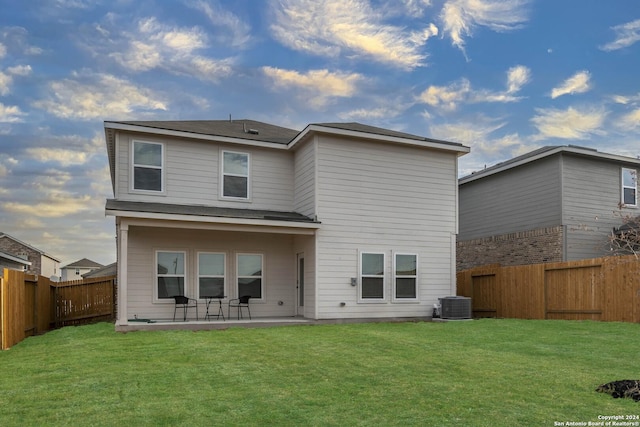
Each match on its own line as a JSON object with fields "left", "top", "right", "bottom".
{"left": 297, "top": 253, "right": 305, "bottom": 316}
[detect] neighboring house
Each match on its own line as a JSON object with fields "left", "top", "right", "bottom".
{"left": 82, "top": 262, "right": 117, "bottom": 279}
{"left": 60, "top": 258, "right": 104, "bottom": 281}
{"left": 104, "top": 119, "right": 469, "bottom": 326}
{"left": 0, "top": 232, "right": 61, "bottom": 278}
{"left": 457, "top": 145, "right": 640, "bottom": 270}
{"left": 0, "top": 249, "right": 32, "bottom": 272}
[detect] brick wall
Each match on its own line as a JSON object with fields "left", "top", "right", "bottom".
{"left": 456, "top": 226, "right": 564, "bottom": 270}
{"left": 0, "top": 237, "right": 42, "bottom": 275}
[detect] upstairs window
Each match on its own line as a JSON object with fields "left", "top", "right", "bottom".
{"left": 133, "top": 141, "right": 163, "bottom": 192}
{"left": 360, "top": 252, "right": 385, "bottom": 301}
{"left": 394, "top": 253, "right": 418, "bottom": 300}
{"left": 222, "top": 151, "right": 249, "bottom": 199}
{"left": 622, "top": 168, "right": 637, "bottom": 207}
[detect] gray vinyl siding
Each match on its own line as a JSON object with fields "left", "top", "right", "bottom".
{"left": 313, "top": 135, "right": 458, "bottom": 319}
{"left": 561, "top": 155, "right": 632, "bottom": 260}
{"left": 115, "top": 132, "right": 294, "bottom": 211}
{"left": 293, "top": 140, "right": 316, "bottom": 217}
{"left": 126, "top": 226, "right": 297, "bottom": 320}
{"left": 459, "top": 156, "right": 563, "bottom": 240}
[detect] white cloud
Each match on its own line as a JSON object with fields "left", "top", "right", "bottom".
{"left": 550, "top": 71, "right": 591, "bottom": 99}
{"left": 33, "top": 72, "right": 167, "bottom": 120}
{"left": 418, "top": 79, "right": 471, "bottom": 111}
{"left": 0, "top": 102, "right": 26, "bottom": 122}
{"left": 262, "top": 67, "right": 363, "bottom": 108}
{"left": 0, "top": 71, "right": 11, "bottom": 95}
{"left": 190, "top": 0, "right": 252, "bottom": 48}
{"left": 440, "top": 0, "right": 531, "bottom": 56}
{"left": 4, "top": 192, "right": 93, "bottom": 218}
{"left": 600, "top": 19, "right": 640, "bottom": 51}
{"left": 270, "top": 0, "right": 433, "bottom": 69}
{"left": 107, "top": 17, "right": 234, "bottom": 83}
{"left": 418, "top": 65, "right": 530, "bottom": 111}
{"left": 0, "top": 42, "right": 6, "bottom": 58}
{"left": 619, "top": 109, "right": 640, "bottom": 130}
{"left": 429, "top": 116, "right": 507, "bottom": 148}
{"left": 0, "top": 65, "right": 32, "bottom": 95}
{"left": 400, "top": 0, "right": 433, "bottom": 17}
{"left": 7, "top": 64, "right": 32, "bottom": 76}
{"left": 506, "top": 65, "right": 531, "bottom": 93}
{"left": 25, "top": 148, "right": 89, "bottom": 166}
{"left": 531, "top": 106, "right": 607, "bottom": 140}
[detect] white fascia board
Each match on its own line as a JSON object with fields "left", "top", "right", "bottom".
{"left": 105, "top": 209, "right": 320, "bottom": 234}
{"left": 103, "top": 122, "right": 288, "bottom": 150}
{"left": 288, "top": 124, "right": 470, "bottom": 155}
{"left": 460, "top": 146, "right": 640, "bottom": 185}
{"left": 0, "top": 252, "right": 32, "bottom": 266}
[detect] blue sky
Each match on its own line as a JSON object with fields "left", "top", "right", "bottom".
{"left": 1, "top": 0, "right": 639, "bottom": 268}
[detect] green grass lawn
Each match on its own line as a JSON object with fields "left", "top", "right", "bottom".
{"left": 1, "top": 319, "right": 639, "bottom": 426}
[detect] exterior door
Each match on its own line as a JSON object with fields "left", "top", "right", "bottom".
{"left": 297, "top": 253, "right": 305, "bottom": 316}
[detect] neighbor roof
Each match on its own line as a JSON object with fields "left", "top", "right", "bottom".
{"left": 459, "top": 145, "right": 640, "bottom": 184}
{"left": 0, "top": 232, "right": 61, "bottom": 262}
{"left": 62, "top": 258, "right": 104, "bottom": 269}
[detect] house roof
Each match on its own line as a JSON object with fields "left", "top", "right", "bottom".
{"left": 106, "top": 119, "right": 300, "bottom": 145}
{"left": 62, "top": 258, "right": 104, "bottom": 269}
{"left": 82, "top": 262, "right": 117, "bottom": 278}
{"left": 311, "top": 122, "right": 466, "bottom": 148}
{"left": 459, "top": 145, "right": 640, "bottom": 185}
{"left": 105, "top": 199, "right": 319, "bottom": 226}
{"left": 0, "top": 232, "right": 61, "bottom": 262}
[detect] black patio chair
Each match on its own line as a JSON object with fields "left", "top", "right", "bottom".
{"left": 173, "top": 295, "right": 198, "bottom": 321}
{"left": 228, "top": 295, "right": 251, "bottom": 320}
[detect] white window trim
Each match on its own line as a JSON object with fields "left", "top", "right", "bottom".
{"left": 392, "top": 252, "right": 419, "bottom": 303}
{"left": 131, "top": 140, "right": 165, "bottom": 194}
{"left": 220, "top": 150, "right": 251, "bottom": 201}
{"left": 622, "top": 167, "right": 638, "bottom": 208}
{"left": 358, "top": 251, "right": 387, "bottom": 303}
{"left": 236, "top": 253, "right": 264, "bottom": 302}
{"left": 197, "top": 252, "right": 226, "bottom": 300}
{"left": 154, "top": 250, "right": 187, "bottom": 303}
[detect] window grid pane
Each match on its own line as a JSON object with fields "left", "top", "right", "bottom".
{"left": 622, "top": 168, "right": 637, "bottom": 206}
{"left": 199, "top": 253, "right": 225, "bottom": 298}
{"left": 237, "top": 255, "right": 262, "bottom": 299}
{"left": 361, "top": 253, "right": 385, "bottom": 300}
{"left": 157, "top": 252, "right": 185, "bottom": 299}
{"left": 395, "top": 254, "right": 417, "bottom": 299}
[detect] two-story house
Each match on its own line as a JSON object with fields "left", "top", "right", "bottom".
{"left": 104, "top": 119, "right": 469, "bottom": 328}
{"left": 457, "top": 145, "right": 640, "bottom": 270}
{"left": 60, "top": 258, "right": 104, "bottom": 281}
{"left": 0, "top": 232, "right": 61, "bottom": 278}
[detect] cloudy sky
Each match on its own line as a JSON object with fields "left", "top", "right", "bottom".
{"left": 1, "top": 0, "right": 639, "bottom": 268}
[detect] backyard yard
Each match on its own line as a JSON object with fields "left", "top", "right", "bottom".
{"left": 0, "top": 319, "right": 639, "bottom": 426}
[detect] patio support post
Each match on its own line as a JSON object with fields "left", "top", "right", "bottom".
{"left": 117, "top": 220, "right": 129, "bottom": 326}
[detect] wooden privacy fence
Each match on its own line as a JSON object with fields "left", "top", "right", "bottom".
{"left": 457, "top": 255, "right": 640, "bottom": 322}
{"left": 1, "top": 268, "right": 116, "bottom": 350}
